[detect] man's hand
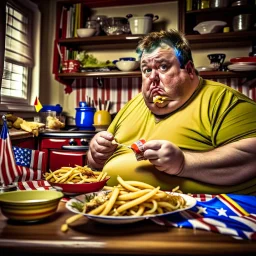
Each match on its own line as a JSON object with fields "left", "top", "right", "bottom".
{"left": 143, "top": 140, "right": 184, "bottom": 175}
{"left": 87, "top": 131, "right": 117, "bottom": 169}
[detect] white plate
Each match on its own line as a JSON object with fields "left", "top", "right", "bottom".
{"left": 66, "top": 191, "right": 197, "bottom": 224}
{"left": 228, "top": 64, "right": 256, "bottom": 71}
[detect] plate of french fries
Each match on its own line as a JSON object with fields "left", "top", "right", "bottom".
{"left": 44, "top": 165, "right": 110, "bottom": 194}
{"left": 64, "top": 176, "right": 196, "bottom": 225}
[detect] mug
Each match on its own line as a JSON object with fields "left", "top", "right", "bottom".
{"left": 94, "top": 110, "right": 111, "bottom": 126}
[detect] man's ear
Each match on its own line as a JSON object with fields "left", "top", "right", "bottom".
{"left": 185, "top": 61, "right": 195, "bottom": 78}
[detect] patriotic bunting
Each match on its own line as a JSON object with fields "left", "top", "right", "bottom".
{"left": 151, "top": 194, "right": 256, "bottom": 240}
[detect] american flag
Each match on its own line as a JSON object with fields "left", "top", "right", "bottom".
{"left": 0, "top": 118, "right": 45, "bottom": 186}
{"left": 151, "top": 194, "right": 256, "bottom": 240}
{"left": 13, "top": 146, "right": 45, "bottom": 181}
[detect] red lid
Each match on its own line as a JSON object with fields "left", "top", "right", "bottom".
{"left": 230, "top": 57, "right": 256, "bottom": 63}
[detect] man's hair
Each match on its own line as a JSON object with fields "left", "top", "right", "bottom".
{"left": 136, "top": 29, "right": 194, "bottom": 69}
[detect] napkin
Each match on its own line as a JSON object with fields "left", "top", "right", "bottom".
{"left": 151, "top": 194, "right": 256, "bottom": 240}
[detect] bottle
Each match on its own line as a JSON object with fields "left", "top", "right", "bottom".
{"left": 201, "top": 0, "right": 209, "bottom": 9}
{"left": 186, "top": 0, "right": 192, "bottom": 11}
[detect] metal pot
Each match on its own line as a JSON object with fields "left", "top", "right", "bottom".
{"left": 233, "top": 14, "right": 252, "bottom": 32}
{"left": 210, "top": 0, "right": 230, "bottom": 8}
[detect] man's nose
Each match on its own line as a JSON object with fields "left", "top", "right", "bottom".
{"left": 149, "top": 69, "right": 160, "bottom": 82}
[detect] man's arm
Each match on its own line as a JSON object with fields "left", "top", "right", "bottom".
{"left": 180, "top": 137, "right": 256, "bottom": 185}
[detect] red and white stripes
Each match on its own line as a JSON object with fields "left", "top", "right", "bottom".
{"left": 74, "top": 77, "right": 256, "bottom": 114}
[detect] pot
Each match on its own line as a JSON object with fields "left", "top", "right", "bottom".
{"left": 127, "top": 14, "right": 159, "bottom": 35}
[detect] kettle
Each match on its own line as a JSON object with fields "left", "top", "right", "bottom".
{"left": 75, "top": 102, "right": 96, "bottom": 130}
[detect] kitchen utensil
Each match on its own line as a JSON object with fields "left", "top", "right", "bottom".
{"left": 210, "top": 0, "right": 230, "bottom": 8}
{"left": 127, "top": 14, "right": 159, "bottom": 35}
{"left": 93, "top": 110, "right": 112, "bottom": 126}
{"left": 233, "top": 14, "right": 252, "bottom": 32}
{"left": 102, "top": 17, "right": 129, "bottom": 35}
{"left": 230, "top": 57, "right": 256, "bottom": 63}
{"left": 227, "top": 64, "right": 256, "bottom": 71}
{"left": 207, "top": 53, "right": 226, "bottom": 70}
{"left": 196, "top": 66, "right": 215, "bottom": 71}
{"left": 66, "top": 191, "right": 197, "bottom": 224}
{"left": 77, "top": 28, "right": 96, "bottom": 37}
{"left": 40, "top": 104, "right": 64, "bottom": 129}
{"left": 75, "top": 102, "right": 96, "bottom": 130}
{"left": 111, "top": 140, "right": 131, "bottom": 148}
{"left": 49, "top": 177, "right": 110, "bottom": 195}
{"left": 62, "top": 60, "right": 80, "bottom": 73}
{"left": 193, "top": 20, "right": 227, "bottom": 34}
{"left": 0, "top": 190, "right": 63, "bottom": 222}
{"left": 115, "top": 60, "right": 140, "bottom": 71}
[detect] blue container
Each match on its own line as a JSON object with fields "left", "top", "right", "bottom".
{"left": 41, "top": 104, "right": 63, "bottom": 114}
{"left": 75, "top": 102, "right": 96, "bottom": 130}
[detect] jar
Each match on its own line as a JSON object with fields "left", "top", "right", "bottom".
{"left": 75, "top": 102, "right": 96, "bottom": 130}
{"left": 201, "top": 0, "right": 210, "bottom": 9}
{"left": 62, "top": 60, "right": 80, "bottom": 73}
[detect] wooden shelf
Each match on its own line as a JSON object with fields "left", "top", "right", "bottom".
{"left": 58, "top": 70, "right": 141, "bottom": 79}
{"left": 58, "top": 34, "right": 143, "bottom": 50}
{"left": 58, "top": 71, "right": 255, "bottom": 80}
{"left": 187, "top": 31, "right": 256, "bottom": 49}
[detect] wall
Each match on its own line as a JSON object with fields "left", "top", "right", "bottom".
{"left": 39, "top": 0, "right": 252, "bottom": 119}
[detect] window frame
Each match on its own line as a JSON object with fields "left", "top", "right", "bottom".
{"left": 0, "top": 0, "right": 41, "bottom": 113}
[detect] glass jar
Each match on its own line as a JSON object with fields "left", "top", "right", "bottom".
{"left": 201, "top": 0, "right": 210, "bottom": 9}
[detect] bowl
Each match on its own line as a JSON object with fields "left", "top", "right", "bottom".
{"left": 49, "top": 176, "right": 110, "bottom": 195}
{"left": 0, "top": 190, "right": 63, "bottom": 222}
{"left": 193, "top": 21, "right": 227, "bottom": 34}
{"left": 77, "top": 28, "right": 96, "bottom": 38}
{"left": 115, "top": 60, "right": 140, "bottom": 71}
{"left": 102, "top": 17, "right": 129, "bottom": 35}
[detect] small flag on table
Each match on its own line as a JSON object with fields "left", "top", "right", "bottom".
{"left": 34, "top": 96, "right": 43, "bottom": 112}
{"left": 0, "top": 116, "right": 45, "bottom": 186}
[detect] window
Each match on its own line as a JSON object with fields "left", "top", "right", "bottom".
{"left": 0, "top": 0, "right": 40, "bottom": 111}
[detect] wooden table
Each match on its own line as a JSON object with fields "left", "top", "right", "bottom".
{"left": 0, "top": 202, "right": 255, "bottom": 256}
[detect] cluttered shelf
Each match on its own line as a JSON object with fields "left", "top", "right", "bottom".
{"left": 186, "top": 31, "right": 256, "bottom": 49}
{"left": 58, "top": 70, "right": 256, "bottom": 80}
{"left": 58, "top": 34, "right": 143, "bottom": 50}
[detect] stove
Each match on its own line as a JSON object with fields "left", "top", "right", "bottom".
{"left": 39, "top": 130, "right": 96, "bottom": 171}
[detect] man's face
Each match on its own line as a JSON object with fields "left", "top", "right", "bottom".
{"left": 140, "top": 46, "right": 195, "bottom": 116}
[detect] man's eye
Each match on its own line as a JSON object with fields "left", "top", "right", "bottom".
{"left": 159, "top": 64, "right": 168, "bottom": 71}
{"left": 143, "top": 68, "right": 152, "bottom": 75}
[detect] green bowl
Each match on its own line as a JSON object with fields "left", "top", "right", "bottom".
{"left": 0, "top": 190, "right": 63, "bottom": 222}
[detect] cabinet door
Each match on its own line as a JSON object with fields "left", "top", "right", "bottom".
{"left": 49, "top": 150, "right": 87, "bottom": 171}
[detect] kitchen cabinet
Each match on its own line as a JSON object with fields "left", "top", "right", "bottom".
{"left": 38, "top": 131, "right": 95, "bottom": 171}
{"left": 179, "top": 0, "right": 256, "bottom": 49}
{"left": 55, "top": 0, "right": 256, "bottom": 82}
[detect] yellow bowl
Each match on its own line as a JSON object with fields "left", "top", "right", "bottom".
{"left": 0, "top": 190, "right": 63, "bottom": 222}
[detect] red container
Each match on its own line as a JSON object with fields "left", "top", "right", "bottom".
{"left": 62, "top": 60, "right": 80, "bottom": 73}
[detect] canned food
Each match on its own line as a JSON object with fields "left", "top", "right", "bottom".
{"left": 62, "top": 60, "right": 80, "bottom": 73}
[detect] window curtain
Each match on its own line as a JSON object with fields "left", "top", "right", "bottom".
{"left": 0, "top": 0, "right": 7, "bottom": 89}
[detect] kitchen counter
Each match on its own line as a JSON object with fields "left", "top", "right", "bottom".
{"left": 0, "top": 201, "right": 255, "bottom": 256}
{"left": 9, "top": 128, "right": 33, "bottom": 140}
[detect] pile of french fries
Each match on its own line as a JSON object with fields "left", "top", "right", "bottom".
{"left": 61, "top": 176, "right": 186, "bottom": 232}
{"left": 44, "top": 165, "right": 108, "bottom": 184}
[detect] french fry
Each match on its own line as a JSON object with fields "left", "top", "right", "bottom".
{"left": 114, "top": 186, "right": 160, "bottom": 215}
{"left": 61, "top": 176, "right": 187, "bottom": 232}
{"left": 100, "top": 187, "right": 120, "bottom": 216}
{"left": 44, "top": 165, "right": 108, "bottom": 185}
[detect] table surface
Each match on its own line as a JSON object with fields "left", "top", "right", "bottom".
{"left": 0, "top": 201, "right": 255, "bottom": 256}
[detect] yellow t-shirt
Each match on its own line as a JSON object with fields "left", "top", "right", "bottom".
{"left": 104, "top": 78, "right": 256, "bottom": 194}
